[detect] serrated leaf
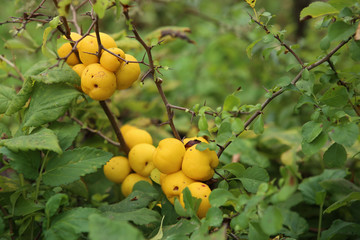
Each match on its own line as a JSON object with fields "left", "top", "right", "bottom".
{"left": 48, "top": 122, "right": 81, "bottom": 151}
{"left": 24, "top": 61, "right": 52, "bottom": 77}
{"left": 329, "top": 122, "right": 359, "bottom": 147}
{"left": 13, "top": 196, "right": 44, "bottom": 216}
{"left": 89, "top": 213, "right": 145, "bottom": 240}
{"left": 45, "top": 193, "right": 69, "bottom": 218}
{"left": 300, "top": 2, "right": 339, "bottom": 20}
{"left": 0, "top": 85, "right": 16, "bottom": 114}
{"left": 320, "top": 86, "right": 349, "bottom": 107}
{"left": 205, "top": 207, "right": 223, "bottom": 227}
{"left": 239, "top": 166, "right": 270, "bottom": 193}
{"left": 253, "top": 115, "right": 264, "bottom": 135}
{"left": 328, "top": 21, "right": 357, "bottom": 43}
{"left": 209, "top": 188, "right": 236, "bottom": 207}
{"left": 301, "top": 132, "right": 328, "bottom": 156}
{"left": 42, "top": 147, "right": 112, "bottom": 186}
{"left": 280, "top": 209, "right": 309, "bottom": 238}
{"left": 0, "top": 147, "right": 41, "bottom": 180}
{"left": 0, "top": 128, "right": 62, "bottom": 154}
{"left": 301, "top": 121, "right": 323, "bottom": 143}
{"left": 222, "top": 162, "right": 246, "bottom": 178}
{"left": 5, "top": 78, "right": 34, "bottom": 115}
{"left": 231, "top": 118, "right": 244, "bottom": 133}
{"left": 103, "top": 208, "right": 161, "bottom": 226}
{"left": 223, "top": 95, "right": 241, "bottom": 111}
{"left": 23, "top": 83, "right": 80, "bottom": 128}
{"left": 323, "top": 143, "right": 347, "bottom": 168}
{"left": 30, "top": 65, "right": 80, "bottom": 85}
{"left": 44, "top": 207, "right": 98, "bottom": 239}
{"left": 260, "top": 206, "right": 283, "bottom": 235}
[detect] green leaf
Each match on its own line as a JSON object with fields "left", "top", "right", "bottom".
{"left": 302, "top": 68, "right": 310, "bottom": 80}
{"left": 198, "top": 115, "right": 208, "bottom": 131}
{"left": 205, "top": 207, "right": 223, "bottom": 227}
{"left": 0, "top": 128, "right": 62, "bottom": 154}
{"left": 93, "top": 0, "right": 111, "bottom": 19}
{"left": 349, "top": 40, "right": 360, "bottom": 61}
{"left": 42, "top": 147, "right": 112, "bottom": 186}
{"left": 103, "top": 208, "right": 161, "bottom": 226}
{"left": 216, "top": 121, "right": 232, "bottom": 145}
{"left": 223, "top": 95, "right": 241, "bottom": 111}
{"left": 231, "top": 118, "right": 244, "bottom": 133}
{"left": 328, "top": 21, "right": 357, "bottom": 43}
{"left": 298, "top": 169, "right": 347, "bottom": 204}
{"left": 300, "top": 2, "right": 339, "bottom": 20}
{"left": 30, "top": 65, "right": 80, "bottom": 85}
{"left": 57, "top": 0, "right": 71, "bottom": 16}
{"left": 24, "top": 61, "right": 52, "bottom": 77}
{"left": 260, "top": 206, "right": 283, "bottom": 235}
{"left": 42, "top": 27, "right": 57, "bottom": 58}
{"left": 0, "top": 147, "right": 41, "bottom": 180}
{"left": 44, "top": 207, "right": 98, "bottom": 240}
{"left": 301, "top": 132, "right": 328, "bottom": 156}
{"left": 328, "top": 0, "right": 359, "bottom": 10}
{"left": 324, "top": 192, "right": 360, "bottom": 214}
{"left": 249, "top": 222, "right": 268, "bottom": 240}
{"left": 329, "top": 122, "right": 359, "bottom": 147}
{"left": 0, "top": 85, "right": 16, "bottom": 114}
{"left": 320, "top": 178, "right": 360, "bottom": 196}
{"left": 280, "top": 209, "right": 309, "bottom": 238}
{"left": 13, "top": 196, "right": 44, "bottom": 216}
{"left": 209, "top": 188, "right": 236, "bottom": 207}
{"left": 222, "top": 162, "right": 246, "bottom": 178}
{"left": 323, "top": 143, "right": 347, "bottom": 168}
{"left": 239, "top": 166, "right": 270, "bottom": 193}
{"left": 176, "top": 187, "right": 201, "bottom": 218}
{"left": 320, "top": 219, "right": 360, "bottom": 240}
{"left": 301, "top": 121, "right": 323, "bottom": 143}
{"left": 161, "top": 219, "right": 199, "bottom": 240}
{"left": 230, "top": 212, "right": 249, "bottom": 231}
{"left": 23, "top": 83, "right": 81, "bottom": 128}
{"left": 45, "top": 193, "right": 69, "bottom": 218}
{"left": 100, "top": 182, "right": 158, "bottom": 213}
{"left": 246, "top": 39, "right": 261, "bottom": 59}
{"left": 5, "top": 78, "right": 34, "bottom": 115}
{"left": 48, "top": 122, "right": 81, "bottom": 151}
{"left": 320, "top": 36, "right": 331, "bottom": 50}
{"left": 253, "top": 115, "right": 264, "bottom": 135}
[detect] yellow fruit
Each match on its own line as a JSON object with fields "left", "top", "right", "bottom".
{"left": 103, "top": 156, "right": 131, "bottom": 184}
{"left": 182, "top": 145, "right": 219, "bottom": 181}
{"left": 81, "top": 63, "right": 117, "bottom": 101}
{"left": 72, "top": 63, "right": 86, "bottom": 77}
{"left": 115, "top": 54, "right": 141, "bottom": 90}
{"left": 180, "top": 182, "right": 212, "bottom": 218}
{"left": 120, "top": 124, "right": 138, "bottom": 135}
{"left": 57, "top": 43, "right": 80, "bottom": 66}
{"left": 100, "top": 47, "right": 125, "bottom": 72}
{"left": 161, "top": 171, "right": 195, "bottom": 204}
{"left": 159, "top": 172, "right": 167, "bottom": 185}
{"left": 183, "top": 136, "right": 208, "bottom": 148}
{"left": 121, "top": 173, "right": 152, "bottom": 197}
{"left": 122, "top": 128, "right": 153, "bottom": 149}
{"left": 77, "top": 32, "right": 117, "bottom": 65}
{"left": 62, "top": 32, "right": 82, "bottom": 41}
{"left": 153, "top": 138, "right": 186, "bottom": 174}
{"left": 128, "top": 143, "right": 156, "bottom": 177}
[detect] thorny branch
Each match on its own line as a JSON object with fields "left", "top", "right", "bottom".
{"left": 122, "top": 4, "right": 181, "bottom": 140}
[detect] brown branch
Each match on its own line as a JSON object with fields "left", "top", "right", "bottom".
{"left": 217, "top": 37, "right": 353, "bottom": 158}
{"left": 71, "top": 116, "right": 121, "bottom": 147}
{"left": 122, "top": 5, "right": 181, "bottom": 140}
{"left": 99, "top": 101, "right": 130, "bottom": 154}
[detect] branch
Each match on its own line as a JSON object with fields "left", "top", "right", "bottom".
{"left": 0, "top": 55, "right": 25, "bottom": 82}
{"left": 71, "top": 116, "right": 121, "bottom": 147}
{"left": 99, "top": 101, "right": 130, "bottom": 154}
{"left": 217, "top": 37, "right": 353, "bottom": 158}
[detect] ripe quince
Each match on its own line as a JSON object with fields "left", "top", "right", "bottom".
{"left": 180, "top": 182, "right": 212, "bottom": 218}
{"left": 115, "top": 54, "right": 141, "bottom": 90}
{"left": 128, "top": 143, "right": 156, "bottom": 177}
{"left": 153, "top": 138, "right": 186, "bottom": 174}
{"left": 103, "top": 156, "right": 131, "bottom": 184}
{"left": 121, "top": 173, "right": 152, "bottom": 197}
{"left": 161, "top": 170, "right": 195, "bottom": 204}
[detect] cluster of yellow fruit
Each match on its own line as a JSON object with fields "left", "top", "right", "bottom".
{"left": 103, "top": 125, "right": 219, "bottom": 218}
{"left": 57, "top": 32, "right": 140, "bottom": 101}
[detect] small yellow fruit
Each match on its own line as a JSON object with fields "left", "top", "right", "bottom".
{"left": 120, "top": 124, "right": 138, "bottom": 135}
{"left": 128, "top": 143, "right": 156, "bottom": 177}
{"left": 161, "top": 171, "right": 195, "bottom": 204}
{"left": 72, "top": 63, "right": 86, "bottom": 77}
{"left": 94, "top": 32, "right": 117, "bottom": 49}
{"left": 121, "top": 173, "right": 152, "bottom": 197}
{"left": 183, "top": 136, "right": 208, "bottom": 148}
{"left": 57, "top": 43, "right": 80, "bottom": 66}
{"left": 122, "top": 128, "right": 153, "bottom": 150}
{"left": 81, "top": 63, "right": 117, "bottom": 101}
{"left": 180, "top": 182, "right": 212, "bottom": 218}
{"left": 62, "top": 32, "right": 82, "bottom": 41}
{"left": 115, "top": 54, "right": 141, "bottom": 90}
{"left": 182, "top": 145, "right": 219, "bottom": 181}
{"left": 103, "top": 156, "right": 131, "bottom": 184}
{"left": 153, "top": 138, "right": 186, "bottom": 174}
{"left": 100, "top": 47, "right": 125, "bottom": 72}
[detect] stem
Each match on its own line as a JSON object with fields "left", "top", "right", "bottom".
{"left": 34, "top": 152, "right": 49, "bottom": 201}
{"left": 317, "top": 200, "right": 325, "bottom": 240}
{"left": 99, "top": 101, "right": 129, "bottom": 154}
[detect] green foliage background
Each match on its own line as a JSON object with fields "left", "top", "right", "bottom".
{"left": 0, "top": 0, "right": 360, "bottom": 239}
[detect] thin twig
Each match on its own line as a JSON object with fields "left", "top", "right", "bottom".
{"left": 0, "top": 55, "right": 25, "bottom": 82}
{"left": 71, "top": 116, "right": 121, "bottom": 147}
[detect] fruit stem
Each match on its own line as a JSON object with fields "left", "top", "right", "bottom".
{"left": 99, "top": 100, "right": 130, "bottom": 154}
